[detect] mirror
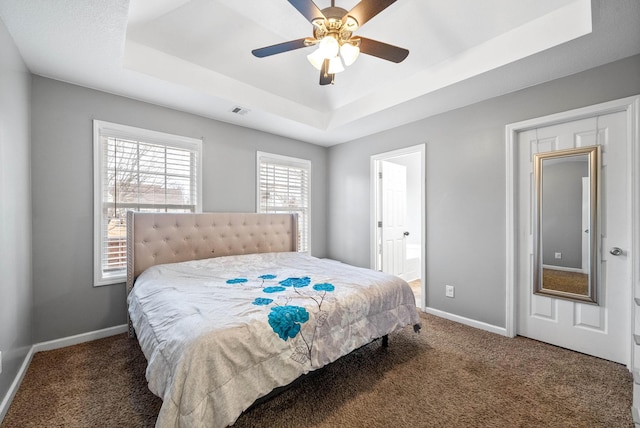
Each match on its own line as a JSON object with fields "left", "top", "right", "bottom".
{"left": 533, "top": 146, "right": 600, "bottom": 304}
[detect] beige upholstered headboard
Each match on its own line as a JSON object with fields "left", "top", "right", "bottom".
{"left": 126, "top": 211, "right": 298, "bottom": 336}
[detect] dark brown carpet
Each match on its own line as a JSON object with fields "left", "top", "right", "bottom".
{"left": 543, "top": 268, "right": 589, "bottom": 295}
{"left": 1, "top": 313, "right": 633, "bottom": 428}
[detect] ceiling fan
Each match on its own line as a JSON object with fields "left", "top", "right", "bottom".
{"left": 252, "top": 0, "right": 409, "bottom": 85}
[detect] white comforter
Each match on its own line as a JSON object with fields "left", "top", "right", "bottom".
{"left": 128, "top": 252, "right": 420, "bottom": 427}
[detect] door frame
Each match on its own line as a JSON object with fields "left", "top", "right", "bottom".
{"left": 371, "top": 144, "right": 426, "bottom": 309}
{"left": 505, "top": 96, "right": 640, "bottom": 361}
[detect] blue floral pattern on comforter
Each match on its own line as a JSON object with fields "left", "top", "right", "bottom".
{"left": 224, "top": 272, "right": 336, "bottom": 364}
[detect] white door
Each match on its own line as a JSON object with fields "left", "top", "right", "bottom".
{"left": 381, "top": 160, "right": 408, "bottom": 279}
{"left": 517, "top": 111, "right": 630, "bottom": 364}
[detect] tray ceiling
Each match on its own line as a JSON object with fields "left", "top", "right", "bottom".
{"left": 1, "top": 0, "right": 639, "bottom": 145}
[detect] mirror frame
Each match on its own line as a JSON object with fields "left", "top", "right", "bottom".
{"left": 532, "top": 145, "right": 601, "bottom": 304}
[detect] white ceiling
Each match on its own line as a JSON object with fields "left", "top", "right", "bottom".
{"left": 1, "top": 0, "right": 639, "bottom": 146}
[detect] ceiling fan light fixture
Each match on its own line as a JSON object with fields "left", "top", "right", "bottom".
{"left": 327, "top": 56, "right": 345, "bottom": 74}
{"left": 318, "top": 35, "right": 339, "bottom": 59}
{"left": 339, "top": 42, "right": 360, "bottom": 66}
{"left": 252, "top": 0, "right": 409, "bottom": 86}
{"left": 307, "top": 48, "right": 325, "bottom": 71}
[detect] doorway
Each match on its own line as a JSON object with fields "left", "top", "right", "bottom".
{"left": 505, "top": 95, "right": 639, "bottom": 367}
{"left": 371, "top": 144, "right": 426, "bottom": 310}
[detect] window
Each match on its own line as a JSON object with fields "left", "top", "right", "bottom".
{"left": 257, "top": 152, "right": 310, "bottom": 252}
{"left": 93, "top": 121, "right": 202, "bottom": 285}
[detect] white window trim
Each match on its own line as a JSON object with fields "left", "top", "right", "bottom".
{"left": 256, "top": 151, "right": 311, "bottom": 253}
{"left": 93, "top": 120, "right": 203, "bottom": 286}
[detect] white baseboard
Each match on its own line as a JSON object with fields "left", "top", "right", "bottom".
{"left": 0, "top": 324, "right": 127, "bottom": 423}
{"left": 0, "top": 347, "right": 34, "bottom": 423}
{"left": 542, "top": 264, "right": 584, "bottom": 274}
{"left": 424, "top": 307, "right": 508, "bottom": 337}
{"left": 33, "top": 324, "right": 127, "bottom": 353}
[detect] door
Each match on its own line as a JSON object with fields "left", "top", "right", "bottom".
{"left": 517, "top": 111, "right": 630, "bottom": 364}
{"left": 381, "top": 160, "right": 408, "bottom": 278}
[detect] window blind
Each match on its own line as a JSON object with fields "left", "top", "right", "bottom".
{"left": 94, "top": 121, "right": 201, "bottom": 285}
{"left": 257, "top": 153, "right": 310, "bottom": 252}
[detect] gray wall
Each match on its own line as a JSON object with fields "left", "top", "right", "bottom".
{"left": 327, "top": 54, "right": 640, "bottom": 328}
{"left": 30, "top": 77, "right": 328, "bottom": 342}
{"left": 0, "top": 18, "right": 32, "bottom": 408}
{"left": 542, "top": 161, "right": 587, "bottom": 269}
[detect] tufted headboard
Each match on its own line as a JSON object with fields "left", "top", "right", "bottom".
{"left": 126, "top": 211, "right": 298, "bottom": 336}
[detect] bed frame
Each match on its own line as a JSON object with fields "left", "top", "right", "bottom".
{"left": 125, "top": 211, "right": 298, "bottom": 337}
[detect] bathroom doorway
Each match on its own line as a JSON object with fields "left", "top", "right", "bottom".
{"left": 371, "top": 144, "right": 425, "bottom": 309}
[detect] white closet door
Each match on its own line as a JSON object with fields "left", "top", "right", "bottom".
{"left": 517, "top": 111, "right": 630, "bottom": 364}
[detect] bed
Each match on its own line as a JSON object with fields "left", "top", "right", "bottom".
{"left": 126, "top": 211, "right": 421, "bottom": 427}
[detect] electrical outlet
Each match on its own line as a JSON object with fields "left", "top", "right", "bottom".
{"left": 445, "top": 285, "right": 455, "bottom": 298}
{"left": 555, "top": 252, "right": 562, "bottom": 259}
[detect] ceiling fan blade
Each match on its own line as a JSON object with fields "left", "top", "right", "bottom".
{"left": 319, "top": 59, "right": 334, "bottom": 85}
{"left": 359, "top": 37, "right": 409, "bottom": 63}
{"left": 343, "top": 0, "right": 397, "bottom": 28}
{"left": 252, "top": 38, "right": 309, "bottom": 58}
{"left": 288, "top": 0, "right": 325, "bottom": 23}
